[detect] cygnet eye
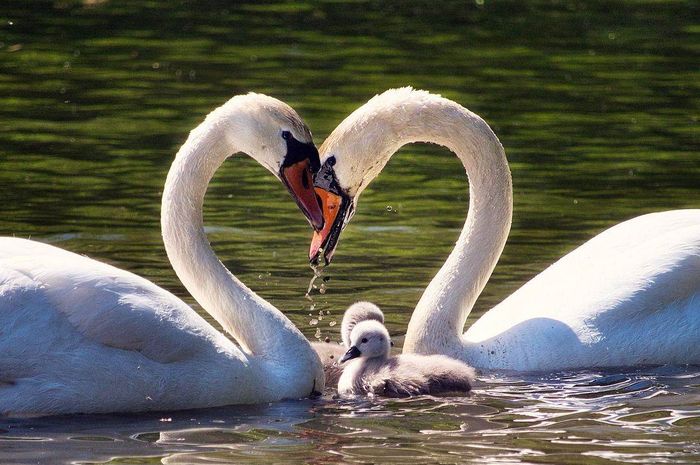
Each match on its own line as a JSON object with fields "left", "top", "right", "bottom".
{"left": 281, "top": 130, "right": 291, "bottom": 140}
{"left": 361, "top": 337, "right": 368, "bottom": 343}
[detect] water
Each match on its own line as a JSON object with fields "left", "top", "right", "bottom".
{"left": 1, "top": 0, "right": 699, "bottom": 463}
{"left": 3, "top": 368, "right": 700, "bottom": 464}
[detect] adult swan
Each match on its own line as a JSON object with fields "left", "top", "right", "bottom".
{"left": 0, "top": 93, "right": 325, "bottom": 415}
{"left": 309, "top": 87, "right": 700, "bottom": 372}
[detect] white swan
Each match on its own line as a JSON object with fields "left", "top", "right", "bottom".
{"left": 309, "top": 87, "right": 700, "bottom": 372}
{"left": 337, "top": 320, "right": 475, "bottom": 397}
{"left": 0, "top": 93, "right": 326, "bottom": 416}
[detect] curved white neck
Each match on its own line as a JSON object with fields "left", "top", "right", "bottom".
{"left": 402, "top": 102, "right": 512, "bottom": 357}
{"left": 160, "top": 116, "right": 309, "bottom": 361}
{"left": 324, "top": 90, "right": 512, "bottom": 358}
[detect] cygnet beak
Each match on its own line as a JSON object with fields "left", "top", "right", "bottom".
{"left": 340, "top": 345, "right": 361, "bottom": 363}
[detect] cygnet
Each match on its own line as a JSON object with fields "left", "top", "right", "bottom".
{"left": 338, "top": 320, "right": 475, "bottom": 397}
{"left": 312, "top": 302, "right": 385, "bottom": 387}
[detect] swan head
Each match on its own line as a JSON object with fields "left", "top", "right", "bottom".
{"left": 309, "top": 88, "right": 439, "bottom": 264}
{"left": 341, "top": 320, "right": 392, "bottom": 363}
{"left": 341, "top": 301, "right": 385, "bottom": 348}
{"left": 215, "top": 93, "right": 324, "bottom": 230}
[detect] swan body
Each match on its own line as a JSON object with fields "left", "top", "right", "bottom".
{"left": 310, "top": 87, "right": 700, "bottom": 372}
{"left": 459, "top": 210, "right": 700, "bottom": 371}
{"left": 312, "top": 301, "right": 384, "bottom": 386}
{"left": 0, "top": 94, "right": 325, "bottom": 415}
{"left": 337, "top": 320, "right": 474, "bottom": 397}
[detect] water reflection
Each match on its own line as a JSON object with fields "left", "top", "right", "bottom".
{"left": 3, "top": 368, "right": 699, "bottom": 464}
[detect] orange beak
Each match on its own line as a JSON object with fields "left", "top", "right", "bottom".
{"left": 309, "top": 187, "right": 351, "bottom": 265}
{"left": 281, "top": 159, "right": 324, "bottom": 230}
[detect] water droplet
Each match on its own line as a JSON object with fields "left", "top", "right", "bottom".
{"left": 306, "top": 259, "right": 329, "bottom": 298}
{"left": 309, "top": 319, "right": 318, "bottom": 326}
{"left": 329, "top": 321, "right": 337, "bottom": 327}
{"left": 314, "top": 328, "right": 322, "bottom": 339}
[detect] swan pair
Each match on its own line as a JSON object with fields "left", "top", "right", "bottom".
{"left": 3, "top": 88, "right": 698, "bottom": 415}
{"left": 310, "top": 87, "right": 700, "bottom": 372}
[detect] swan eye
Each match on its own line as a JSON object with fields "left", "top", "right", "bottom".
{"left": 361, "top": 338, "right": 368, "bottom": 343}
{"left": 281, "top": 130, "right": 291, "bottom": 140}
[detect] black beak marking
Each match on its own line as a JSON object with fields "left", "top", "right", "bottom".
{"left": 340, "top": 345, "right": 361, "bottom": 363}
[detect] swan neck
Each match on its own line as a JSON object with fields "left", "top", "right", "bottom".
{"left": 160, "top": 120, "right": 308, "bottom": 360}
{"left": 348, "top": 96, "right": 513, "bottom": 356}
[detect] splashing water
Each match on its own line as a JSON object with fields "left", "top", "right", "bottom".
{"left": 305, "top": 256, "right": 338, "bottom": 342}
{"left": 305, "top": 250, "right": 326, "bottom": 300}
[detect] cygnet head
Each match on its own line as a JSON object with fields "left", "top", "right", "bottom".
{"left": 201, "top": 93, "right": 324, "bottom": 229}
{"left": 341, "top": 301, "right": 385, "bottom": 348}
{"left": 341, "top": 320, "right": 392, "bottom": 363}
